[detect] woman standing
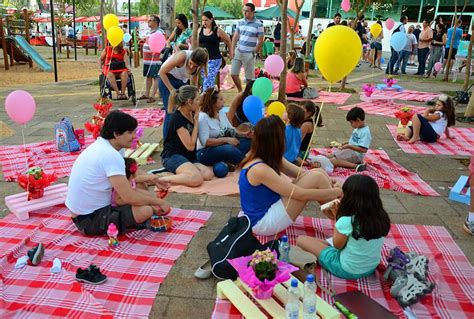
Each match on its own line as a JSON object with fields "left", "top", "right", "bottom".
{"left": 196, "top": 88, "right": 251, "bottom": 167}
{"left": 197, "top": 11, "right": 233, "bottom": 91}
{"left": 99, "top": 42, "right": 130, "bottom": 100}
{"left": 425, "top": 24, "right": 447, "bottom": 78}
{"left": 158, "top": 48, "right": 209, "bottom": 139}
{"left": 167, "top": 14, "right": 192, "bottom": 52}
{"left": 369, "top": 21, "right": 383, "bottom": 69}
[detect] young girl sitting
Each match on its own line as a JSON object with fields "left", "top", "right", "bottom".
{"left": 298, "top": 101, "right": 322, "bottom": 160}
{"left": 286, "top": 57, "right": 308, "bottom": 98}
{"left": 239, "top": 115, "right": 342, "bottom": 236}
{"left": 284, "top": 104, "right": 305, "bottom": 164}
{"left": 297, "top": 175, "right": 391, "bottom": 280}
{"left": 397, "top": 95, "right": 455, "bottom": 144}
{"left": 287, "top": 50, "right": 297, "bottom": 69}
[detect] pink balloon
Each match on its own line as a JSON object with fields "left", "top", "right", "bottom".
{"left": 341, "top": 0, "right": 351, "bottom": 13}
{"left": 385, "top": 18, "right": 395, "bottom": 30}
{"left": 148, "top": 32, "right": 166, "bottom": 53}
{"left": 264, "top": 55, "right": 284, "bottom": 77}
{"left": 4, "top": 90, "right": 36, "bottom": 125}
{"left": 434, "top": 62, "right": 442, "bottom": 73}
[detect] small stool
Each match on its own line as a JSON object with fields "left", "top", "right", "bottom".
{"left": 376, "top": 84, "right": 403, "bottom": 92}
{"left": 360, "top": 94, "right": 395, "bottom": 103}
{"left": 5, "top": 183, "right": 68, "bottom": 220}
{"left": 449, "top": 176, "right": 470, "bottom": 205}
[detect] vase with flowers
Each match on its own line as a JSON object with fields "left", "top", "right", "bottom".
{"left": 17, "top": 167, "right": 57, "bottom": 200}
{"left": 394, "top": 106, "right": 415, "bottom": 135}
{"left": 362, "top": 84, "right": 376, "bottom": 97}
{"left": 85, "top": 98, "right": 113, "bottom": 139}
{"left": 383, "top": 76, "right": 397, "bottom": 88}
{"left": 228, "top": 249, "right": 298, "bottom": 299}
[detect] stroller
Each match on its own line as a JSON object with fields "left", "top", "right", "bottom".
{"left": 99, "top": 72, "right": 137, "bottom": 105}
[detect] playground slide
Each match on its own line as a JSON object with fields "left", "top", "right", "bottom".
{"left": 0, "top": 37, "right": 30, "bottom": 63}
{"left": 10, "top": 36, "right": 52, "bottom": 72}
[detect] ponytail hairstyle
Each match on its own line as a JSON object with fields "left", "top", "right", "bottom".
{"left": 190, "top": 47, "right": 209, "bottom": 77}
{"left": 167, "top": 85, "right": 199, "bottom": 113}
{"left": 202, "top": 11, "right": 218, "bottom": 33}
{"left": 201, "top": 87, "right": 220, "bottom": 118}
{"left": 438, "top": 94, "right": 455, "bottom": 127}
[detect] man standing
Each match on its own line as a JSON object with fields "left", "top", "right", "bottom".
{"left": 444, "top": 19, "right": 464, "bottom": 76}
{"left": 230, "top": 3, "right": 264, "bottom": 93}
{"left": 415, "top": 20, "right": 433, "bottom": 76}
{"left": 394, "top": 25, "right": 417, "bottom": 75}
{"left": 327, "top": 13, "right": 342, "bottom": 28}
{"left": 139, "top": 15, "right": 165, "bottom": 104}
{"left": 386, "top": 16, "right": 408, "bottom": 75}
{"left": 66, "top": 111, "right": 170, "bottom": 236}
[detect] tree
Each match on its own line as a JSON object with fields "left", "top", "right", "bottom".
{"left": 444, "top": 0, "right": 468, "bottom": 82}
{"left": 277, "top": 0, "right": 288, "bottom": 102}
{"left": 288, "top": 0, "right": 304, "bottom": 51}
{"left": 159, "top": 0, "right": 175, "bottom": 35}
{"left": 122, "top": 0, "right": 159, "bottom": 16}
{"left": 305, "top": 0, "right": 317, "bottom": 59}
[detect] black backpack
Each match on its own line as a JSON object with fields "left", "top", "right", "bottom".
{"left": 207, "top": 215, "right": 279, "bottom": 280}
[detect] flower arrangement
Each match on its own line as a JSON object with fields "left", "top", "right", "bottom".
{"left": 93, "top": 98, "right": 113, "bottom": 117}
{"left": 131, "top": 127, "right": 144, "bottom": 149}
{"left": 85, "top": 98, "right": 113, "bottom": 139}
{"left": 394, "top": 106, "right": 415, "bottom": 125}
{"left": 384, "top": 76, "right": 397, "bottom": 88}
{"left": 362, "top": 84, "right": 376, "bottom": 97}
{"left": 228, "top": 249, "right": 298, "bottom": 299}
{"left": 17, "top": 167, "right": 57, "bottom": 200}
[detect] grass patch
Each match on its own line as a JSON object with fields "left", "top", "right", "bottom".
{"left": 321, "top": 87, "right": 357, "bottom": 93}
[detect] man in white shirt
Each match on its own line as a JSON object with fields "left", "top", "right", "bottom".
{"left": 66, "top": 111, "right": 170, "bottom": 236}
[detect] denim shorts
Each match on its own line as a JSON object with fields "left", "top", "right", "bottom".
{"left": 319, "top": 246, "right": 376, "bottom": 280}
{"left": 410, "top": 114, "right": 439, "bottom": 143}
{"left": 143, "top": 63, "right": 160, "bottom": 78}
{"left": 72, "top": 205, "right": 136, "bottom": 236}
{"left": 162, "top": 154, "right": 193, "bottom": 174}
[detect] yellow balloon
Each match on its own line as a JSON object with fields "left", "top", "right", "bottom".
{"left": 314, "top": 26, "right": 362, "bottom": 83}
{"left": 370, "top": 23, "right": 382, "bottom": 38}
{"left": 267, "top": 101, "right": 286, "bottom": 119}
{"left": 103, "top": 13, "right": 119, "bottom": 31}
{"left": 107, "top": 26, "right": 124, "bottom": 47}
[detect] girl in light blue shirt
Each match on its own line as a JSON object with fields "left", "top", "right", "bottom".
{"left": 297, "top": 175, "right": 391, "bottom": 279}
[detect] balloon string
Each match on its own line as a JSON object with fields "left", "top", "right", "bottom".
{"left": 98, "top": 46, "right": 113, "bottom": 116}
{"left": 21, "top": 125, "right": 29, "bottom": 201}
{"left": 134, "top": 53, "right": 157, "bottom": 109}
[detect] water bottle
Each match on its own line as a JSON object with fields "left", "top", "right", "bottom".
{"left": 107, "top": 223, "right": 119, "bottom": 248}
{"left": 285, "top": 279, "right": 300, "bottom": 319}
{"left": 303, "top": 274, "right": 317, "bottom": 319}
{"left": 279, "top": 235, "right": 290, "bottom": 263}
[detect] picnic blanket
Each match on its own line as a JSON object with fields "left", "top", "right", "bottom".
{"left": 169, "top": 171, "right": 240, "bottom": 196}
{"left": 312, "top": 149, "right": 439, "bottom": 196}
{"left": 338, "top": 101, "right": 427, "bottom": 119}
{"left": 375, "top": 89, "right": 440, "bottom": 102}
{"left": 0, "top": 137, "right": 95, "bottom": 181}
{"left": 387, "top": 125, "right": 474, "bottom": 156}
{"left": 0, "top": 206, "right": 211, "bottom": 318}
{"left": 287, "top": 91, "right": 352, "bottom": 105}
{"left": 120, "top": 108, "right": 165, "bottom": 128}
{"left": 211, "top": 217, "right": 474, "bottom": 319}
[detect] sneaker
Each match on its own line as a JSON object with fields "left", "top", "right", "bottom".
{"left": 194, "top": 260, "right": 212, "bottom": 279}
{"left": 389, "top": 272, "right": 434, "bottom": 307}
{"left": 463, "top": 217, "right": 474, "bottom": 235}
{"left": 355, "top": 164, "right": 367, "bottom": 172}
{"left": 27, "top": 243, "right": 44, "bottom": 266}
{"left": 76, "top": 264, "right": 107, "bottom": 285}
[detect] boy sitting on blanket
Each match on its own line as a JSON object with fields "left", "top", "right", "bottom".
{"left": 66, "top": 111, "right": 170, "bottom": 236}
{"left": 310, "top": 107, "right": 371, "bottom": 172}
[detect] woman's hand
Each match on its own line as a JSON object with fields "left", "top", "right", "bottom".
{"left": 193, "top": 109, "right": 200, "bottom": 123}
{"left": 225, "top": 137, "right": 240, "bottom": 146}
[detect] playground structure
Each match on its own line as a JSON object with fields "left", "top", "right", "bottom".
{"left": 1, "top": 9, "right": 51, "bottom": 72}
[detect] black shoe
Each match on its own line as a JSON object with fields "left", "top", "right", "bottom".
{"left": 76, "top": 264, "right": 107, "bottom": 285}
{"left": 401, "top": 71, "right": 407, "bottom": 74}
{"left": 27, "top": 243, "right": 44, "bottom": 266}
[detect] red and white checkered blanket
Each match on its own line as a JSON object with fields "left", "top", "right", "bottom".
{"left": 387, "top": 125, "right": 474, "bottom": 156}
{"left": 375, "top": 89, "right": 441, "bottom": 102}
{"left": 287, "top": 91, "right": 352, "bottom": 105}
{"left": 0, "top": 206, "right": 211, "bottom": 318}
{"left": 312, "top": 149, "right": 439, "bottom": 196}
{"left": 0, "top": 137, "right": 95, "bottom": 181}
{"left": 120, "top": 108, "right": 165, "bottom": 128}
{"left": 211, "top": 217, "right": 474, "bottom": 319}
{"left": 338, "top": 101, "right": 427, "bottom": 119}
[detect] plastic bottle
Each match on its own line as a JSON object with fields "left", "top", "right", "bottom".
{"left": 285, "top": 279, "right": 300, "bottom": 319}
{"left": 279, "top": 235, "right": 290, "bottom": 263}
{"left": 107, "top": 223, "right": 119, "bottom": 248}
{"left": 303, "top": 274, "right": 317, "bottom": 319}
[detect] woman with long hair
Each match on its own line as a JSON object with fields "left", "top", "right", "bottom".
{"left": 286, "top": 57, "right": 308, "bottom": 98}
{"left": 167, "top": 14, "right": 192, "bottom": 52}
{"left": 197, "top": 11, "right": 233, "bottom": 91}
{"left": 227, "top": 80, "right": 254, "bottom": 128}
{"left": 239, "top": 116, "right": 342, "bottom": 236}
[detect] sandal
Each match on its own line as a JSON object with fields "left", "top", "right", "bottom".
{"left": 118, "top": 94, "right": 128, "bottom": 100}
{"left": 147, "top": 97, "right": 156, "bottom": 103}
{"left": 138, "top": 95, "right": 149, "bottom": 100}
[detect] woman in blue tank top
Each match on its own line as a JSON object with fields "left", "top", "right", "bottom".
{"left": 239, "top": 116, "right": 342, "bottom": 236}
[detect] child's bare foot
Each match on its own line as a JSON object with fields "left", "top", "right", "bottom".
{"left": 396, "top": 134, "right": 409, "bottom": 141}
{"left": 408, "top": 137, "right": 420, "bottom": 144}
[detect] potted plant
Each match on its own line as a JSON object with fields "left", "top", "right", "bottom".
{"left": 17, "top": 167, "right": 57, "bottom": 200}
{"left": 228, "top": 249, "right": 298, "bottom": 299}
{"left": 394, "top": 106, "right": 415, "bottom": 135}
{"left": 362, "top": 84, "right": 376, "bottom": 97}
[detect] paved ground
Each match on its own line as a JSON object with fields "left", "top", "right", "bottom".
{"left": 0, "top": 57, "right": 473, "bottom": 318}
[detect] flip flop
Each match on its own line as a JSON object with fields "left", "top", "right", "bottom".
{"left": 138, "top": 95, "right": 149, "bottom": 100}
{"left": 118, "top": 94, "right": 128, "bottom": 100}
{"left": 147, "top": 97, "right": 156, "bottom": 103}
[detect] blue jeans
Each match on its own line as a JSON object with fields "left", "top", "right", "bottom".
{"left": 196, "top": 137, "right": 251, "bottom": 166}
{"left": 385, "top": 47, "right": 399, "bottom": 74}
{"left": 158, "top": 74, "right": 187, "bottom": 140}
{"left": 395, "top": 50, "right": 411, "bottom": 73}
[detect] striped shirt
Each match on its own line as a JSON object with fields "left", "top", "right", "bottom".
{"left": 143, "top": 28, "right": 165, "bottom": 65}
{"left": 236, "top": 18, "right": 264, "bottom": 53}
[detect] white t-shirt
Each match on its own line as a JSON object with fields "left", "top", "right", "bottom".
{"left": 66, "top": 137, "right": 125, "bottom": 215}
{"left": 429, "top": 111, "right": 447, "bottom": 136}
{"left": 197, "top": 109, "right": 235, "bottom": 150}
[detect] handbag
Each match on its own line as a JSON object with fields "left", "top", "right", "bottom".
{"left": 109, "top": 60, "right": 126, "bottom": 70}
{"left": 303, "top": 87, "right": 319, "bottom": 99}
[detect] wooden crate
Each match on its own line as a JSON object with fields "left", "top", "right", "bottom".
{"left": 124, "top": 143, "right": 159, "bottom": 165}
{"left": 216, "top": 275, "right": 340, "bottom": 319}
